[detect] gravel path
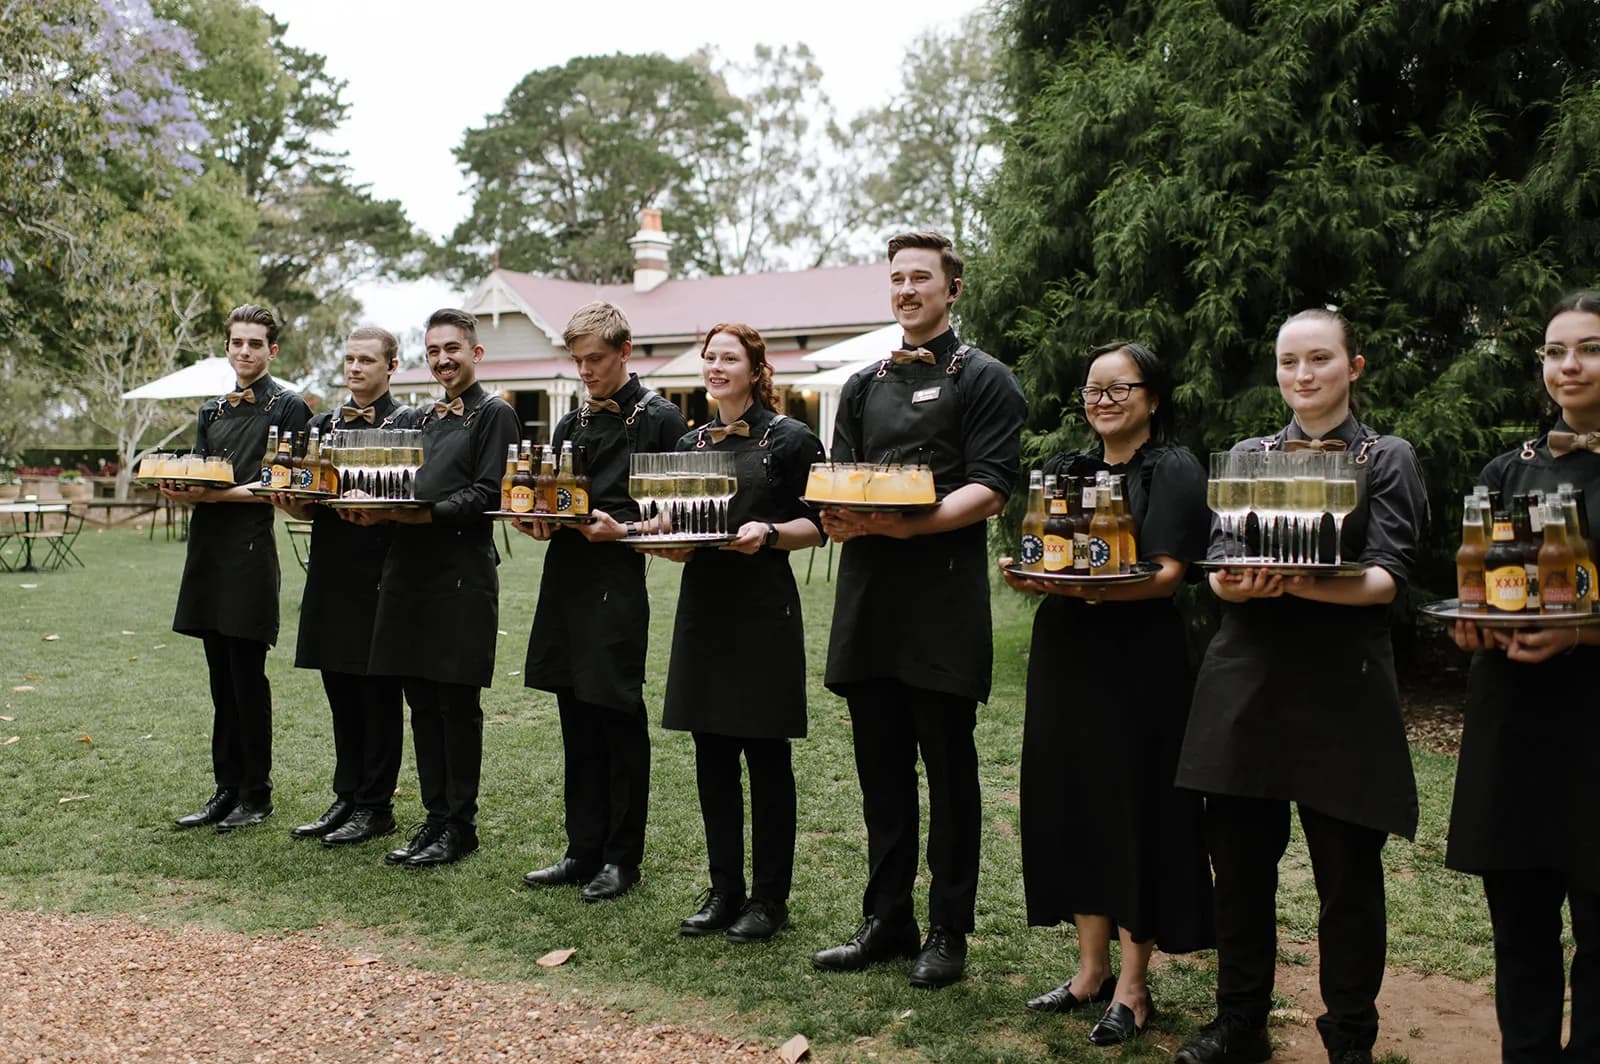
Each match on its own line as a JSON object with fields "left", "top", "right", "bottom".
{"left": 0, "top": 911, "right": 775, "bottom": 1062}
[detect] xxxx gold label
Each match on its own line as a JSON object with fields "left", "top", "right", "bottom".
{"left": 1486, "top": 565, "right": 1527, "bottom": 613}
{"left": 509, "top": 486, "right": 535, "bottom": 513}
{"left": 1043, "top": 534, "right": 1071, "bottom": 572}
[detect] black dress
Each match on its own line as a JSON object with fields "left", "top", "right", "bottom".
{"left": 1020, "top": 444, "right": 1214, "bottom": 952}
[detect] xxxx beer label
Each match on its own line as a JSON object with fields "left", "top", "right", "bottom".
{"left": 1486, "top": 564, "right": 1527, "bottom": 613}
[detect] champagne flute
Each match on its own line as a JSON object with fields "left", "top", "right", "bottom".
{"left": 1324, "top": 454, "right": 1358, "bottom": 565}
{"left": 1253, "top": 452, "right": 1293, "bottom": 562}
{"left": 1290, "top": 452, "right": 1327, "bottom": 564}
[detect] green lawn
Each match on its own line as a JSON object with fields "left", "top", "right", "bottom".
{"left": 0, "top": 520, "right": 1484, "bottom": 1062}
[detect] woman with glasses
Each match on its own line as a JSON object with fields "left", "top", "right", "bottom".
{"left": 1446, "top": 292, "right": 1600, "bottom": 1063}
{"left": 998, "top": 341, "right": 1213, "bottom": 1047}
{"left": 1172, "top": 309, "right": 1428, "bottom": 1064}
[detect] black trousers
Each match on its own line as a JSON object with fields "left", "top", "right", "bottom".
{"left": 322, "top": 671, "right": 404, "bottom": 812}
{"left": 692, "top": 731, "right": 796, "bottom": 903}
{"left": 845, "top": 680, "right": 981, "bottom": 933}
{"left": 1206, "top": 794, "right": 1388, "bottom": 1053}
{"left": 201, "top": 633, "right": 271, "bottom": 804}
{"left": 556, "top": 691, "right": 649, "bottom": 868}
{"left": 401, "top": 678, "right": 482, "bottom": 829}
{"left": 1481, "top": 869, "right": 1600, "bottom": 1063}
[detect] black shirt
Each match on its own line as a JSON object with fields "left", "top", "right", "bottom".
{"left": 551, "top": 373, "right": 689, "bottom": 519}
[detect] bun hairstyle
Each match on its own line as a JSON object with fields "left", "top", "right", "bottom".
{"left": 701, "top": 322, "right": 778, "bottom": 411}
{"left": 1279, "top": 306, "right": 1361, "bottom": 414}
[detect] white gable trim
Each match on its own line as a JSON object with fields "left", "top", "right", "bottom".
{"left": 466, "top": 272, "right": 565, "bottom": 346}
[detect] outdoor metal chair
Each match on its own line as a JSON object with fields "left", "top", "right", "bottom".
{"left": 24, "top": 504, "right": 85, "bottom": 570}
{"left": 0, "top": 511, "right": 23, "bottom": 572}
{"left": 285, "top": 519, "right": 312, "bottom": 573}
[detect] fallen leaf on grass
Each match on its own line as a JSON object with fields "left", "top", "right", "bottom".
{"left": 497, "top": 629, "right": 508, "bottom": 636}
{"left": 2, "top": 737, "right": 17, "bottom": 746}
{"left": 343, "top": 957, "right": 380, "bottom": 967}
{"left": 42, "top": 634, "right": 60, "bottom": 641}
{"left": 898, "top": 1009, "right": 913, "bottom": 1019}
{"left": 77, "top": 735, "right": 92, "bottom": 744}
{"left": 120, "top": 630, "right": 136, "bottom": 636}
{"left": 18, "top": 583, "right": 37, "bottom": 589}
{"left": 140, "top": 734, "right": 153, "bottom": 740}
{"left": 536, "top": 948, "right": 575, "bottom": 968}
{"left": 11, "top": 686, "right": 33, "bottom": 693}
{"left": 151, "top": 644, "right": 167, "bottom": 650}
{"left": 779, "top": 1034, "right": 811, "bottom": 1063}
{"left": 0, "top": 716, "right": 12, "bottom": 722}
{"left": 24, "top": 675, "right": 38, "bottom": 681}
{"left": 57, "top": 795, "right": 90, "bottom": 803}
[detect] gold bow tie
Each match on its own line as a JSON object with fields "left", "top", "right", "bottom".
{"left": 434, "top": 396, "right": 465, "bottom": 418}
{"left": 341, "top": 404, "right": 376, "bottom": 424}
{"left": 1549, "top": 430, "right": 1600, "bottom": 456}
{"left": 586, "top": 397, "right": 622, "bottom": 414}
{"left": 890, "top": 348, "right": 936, "bottom": 365}
{"left": 224, "top": 387, "right": 256, "bottom": 407}
{"left": 707, "top": 419, "right": 750, "bottom": 444}
{"left": 1283, "top": 438, "right": 1348, "bottom": 453}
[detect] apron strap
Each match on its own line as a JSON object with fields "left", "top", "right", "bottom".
{"left": 1353, "top": 435, "right": 1379, "bottom": 465}
{"left": 1519, "top": 437, "right": 1539, "bottom": 461}
{"left": 758, "top": 413, "right": 785, "bottom": 448}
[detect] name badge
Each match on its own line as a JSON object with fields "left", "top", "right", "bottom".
{"left": 912, "top": 386, "right": 942, "bottom": 404}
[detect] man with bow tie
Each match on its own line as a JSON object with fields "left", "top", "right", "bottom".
{"left": 271, "top": 326, "right": 411, "bottom": 848}
{"left": 349, "top": 309, "right": 519, "bottom": 868}
{"left": 168, "top": 304, "right": 312, "bottom": 833}
{"left": 518, "top": 301, "right": 688, "bottom": 903}
{"left": 813, "top": 232, "right": 1027, "bottom": 989}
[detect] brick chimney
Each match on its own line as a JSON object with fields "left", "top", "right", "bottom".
{"left": 628, "top": 208, "right": 673, "bottom": 292}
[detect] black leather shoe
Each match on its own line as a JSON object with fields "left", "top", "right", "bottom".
{"left": 523, "top": 857, "right": 599, "bottom": 888}
{"left": 1174, "top": 1016, "right": 1273, "bottom": 1064}
{"left": 580, "top": 863, "right": 640, "bottom": 902}
{"left": 812, "top": 916, "right": 921, "bottom": 973}
{"left": 1026, "top": 974, "right": 1117, "bottom": 1013}
{"left": 321, "top": 808, "right": 395, "bottom": 847}
{"left": 1088, "top": 1001, "right": 1154, "bottom": 1046}
{"left": 679, "top": 889, "right": 744, "bottom": 936}
{"left": 403, "top": 824, "right": 478, "bottom": 868}
{"left": 384, "top": 823, "right": 442, "bottom": 866}
{"left": 290, "top": 798, "right": 354, "bottom": 839}
{"left": 215, "top": 801, "right": 272, "bottom": 833}
{"left": 725, "top": 899, "right": 787, "bottom": 943}
{"left": 1327, "top": 1050, "right": 1373, "bottom": 1064}
{"left": 175, "top": 788, "right": 237, "bottom": 828}
{"left": 908, "top": 925, "right": 967, "bottom": 989}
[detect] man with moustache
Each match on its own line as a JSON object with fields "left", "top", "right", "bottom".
{"left": 518, "top": 301, "right": 688, "bottom": 902}
{"left": 272, "top": 326, "right": 410, "bottom": 847}
{"left": 349, "top": 308, "right": 519, "bottom": 868}
{"left": 812, "top": 232, "right": 1027, "bottom": 988}
{"left": 167, "top": 304, "right": 312, "bottom": 833}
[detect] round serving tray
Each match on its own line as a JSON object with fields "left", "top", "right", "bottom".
{"left": 1001, "top": 560, "right": 1162, "bottom": 585}
{"left": 620, "top": 533, "right": 737, "bottom": 550}
{"left": 322, "top": 498, "right": 429, "bottom": 510}
{"left": 802, "top": 498, "right": 936, "bottom": 513}
{"left": 487, "top": 510, "right": 597, "bottom": 524}
{"left": 1196, "top": 559, "right": 1368, "bottom": 578}
{"left": 1419, "top": 598, "right": 1600, "bottom": 629}
{"left": 247, "top": 486, "right": 337, "bottom": 500}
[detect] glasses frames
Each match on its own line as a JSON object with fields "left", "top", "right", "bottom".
{"left": 1079, "top": 382, "right": 1148, "bottom": 405}
{"left": 1533, "top": 341, "right": 1600, "bottom": 365}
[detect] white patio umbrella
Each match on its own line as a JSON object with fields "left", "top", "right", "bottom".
{"left": 122, "top": 357, "right": 303, "bottom": 400}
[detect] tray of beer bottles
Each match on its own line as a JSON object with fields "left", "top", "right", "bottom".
{"left": 322, "top": 497, "right": 430, "bottom": 510}
{"left": 1419, "top": 598, "right": 1600, "bottom": 629}
{"left": 246, "top": 486, "right": 337, "bottom": 500}
{"left": 1002, "top": 560, "right": 1163, "bottom": 585}
{"left": 619, "top": 532, "right": 737, "bottom": 550}
{"left": 802, "top": 498, "right": 937, "bottom": 514}
{"left": 1195, "top": 559, "right": 1368, "bottom": 578}
{"left": 486, "top": 510, "right": 597, "bottom": 524}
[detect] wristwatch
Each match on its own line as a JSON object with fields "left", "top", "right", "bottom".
{"left": 624, "top": 521, "right": 638, "bottom": 537}
{"left": 763, "top": 522, "right": 780, "bottom": 549}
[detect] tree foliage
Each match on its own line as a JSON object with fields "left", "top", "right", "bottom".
{"left": 964, "top": 0, "right": 1600, "bottom": 590}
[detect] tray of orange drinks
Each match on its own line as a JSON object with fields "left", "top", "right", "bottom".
{"left": 135, "top": 452, "right": 238, "bottom": 488}
{"left": 803, "top": 462, "right": 937, "bottom": 513}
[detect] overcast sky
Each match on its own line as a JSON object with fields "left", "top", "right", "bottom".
{"left": 256, "top": 0, "right": 986, "bottom": 333}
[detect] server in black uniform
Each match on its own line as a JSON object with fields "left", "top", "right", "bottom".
{"left": 350, "top": 308, "right": 519, "bottom": 868}
{"left": 998, "top": 341, "right": 1213, "bottom": 1046}
{"left": 167, "top": 304, "right": 312, "bottom": 833}
{"left": 650, "top": 323, "right": 825, "bottom": 942}
{"left": 519, "top": 301, "right": 689, "bottom": 902}
{"left": 813, "top": 232, "right": 1027, "bottom": 989}
{"left": 1174, "top": 309, "right": 1428, "bottom": 1064}
{"left": 273, "top": 326, "right": 408, "bottom": 847}
{"left": 1446, "top": 291, "right": 1600, "bottom": 1064}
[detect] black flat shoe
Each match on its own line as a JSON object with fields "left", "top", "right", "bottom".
{"left": 175, "top": 788, "right": 237, "bottom": 828}
{"left": 523, "top": 857, "right": 599, "bottom": 888}
{"left": 724, "top": 899, "right": 787, "bottom": 943}
{"left": 384, "top": 823, "right": 442, "bottom": 866}
{"left": 290, "top": 798, "right": 353, "bottom": 838}
{"left": 1088, "top": 1001, "right": 1153, "bottom": 1046}
{"left": 812, "top": 916, "right": 921, "bottom": 972}
{"left": 403, "top": 824, "right": 478, "bottom": 868}
{"left": 215, "top": 802, "right": 272, "bottom": 833}
{"left": 908, "top": 926, "right": 967, "bottom": 989}
{"left": 679, "top": 889, "right": 743, "bottom": 936}
{"left": 1026, "top": 974, "right": 1117, "bottom": 1013}
{"left": 580, "top": 863, "right": 639, "bottom": 902}
{"left": 321, "top": 808, "right": 395, "bottom": 846}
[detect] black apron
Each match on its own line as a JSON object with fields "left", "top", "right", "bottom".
{"left": 173, "top": 388, "right": 295, "bottom": 645}
{"left": 825, "top": 352, "right": 994, "bottom": 703}
{"left": 1177, "top": 435, "right": 1420, "bottom": 839}
{"left": 1447, "top": 436, "right": 1600, "bottom": 874}
{"left": 662, "top": 419, "right": 811, "bottom": 739}
{"left": 368, "top": 409, "right": 500, "bottom": 688}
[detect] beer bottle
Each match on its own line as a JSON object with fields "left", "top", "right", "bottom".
{"left": 555, "top": 441, "right": 577, "bottom": 513}
{"left": 260, "top": 426, "right": 279, "bottom": 487}
{"left": 1514, "top": 494, "right": 1542, "bottom": 611}
{"left": 1042, "top": 475, "right": 1072, "bottom": 573}
{"left": 571, "top": 444, "right": 592, "bottom": 515}
{"left": 1538, "top": 501, "right": 1578, "bottom": 613}
{"left": 1558, "top": 486, "right": 1598, "bottom": 612}
{"left": 509, "top": 446, "right": 537, "bottom": 513}
{"left": 298, "top": 428, "right": 322, "bottom": 490}
{"left": 499, "top": 443, "right": 518, "bottom": 512}
{"left": 1111, "top": 474, "right": 1137, "bottom": 570}
{"left": 1089, "top": 481, "right": 1122, "bottom": 576}
{"left": 1068, "top": 476, "right": 1090, "bottom": 572}
{"left": 318, "top": 431, "right": 340, "bottom": 494}
{"left": 269, "top": 429, "right": 294, "bottom": 489}
{"left": 1485, "top": 506, "right": 1527, "bottom": 613}
{"left": 1018, "top": 469, "right": 1046, "bottom": 572}
{"left": 534, "top": 445, "right": 556, "bottom": 514}
{"left": 1455, "top": 496, "right": 1489, "bottom": 611}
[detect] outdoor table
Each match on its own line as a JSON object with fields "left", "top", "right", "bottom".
{"left": 0, "top": 501, "right": 68, "bottom": 573}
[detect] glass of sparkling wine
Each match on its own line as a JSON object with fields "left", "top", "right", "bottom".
{"left": 1289, "top": 452, "right": 1327, "bottom": 564}
{"left": 1208, "top": 452, "right": 1253, "bottom": 560}
{"left": 628, "top": 453, "right": 652, "bottom": 532}
{"left": 1252, "top": 452, "right": 1292, "bottom": 562}
{"left": 1324, "top": 454, "right": 1358, "bottom": 565}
